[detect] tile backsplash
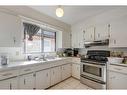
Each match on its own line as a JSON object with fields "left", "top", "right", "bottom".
{"left": 0, "top": 47, "right": 56, "bottom": 61}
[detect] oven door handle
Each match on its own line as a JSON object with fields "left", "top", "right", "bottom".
{"left": 81, "top": 62, "right": 105, "bottom": 68}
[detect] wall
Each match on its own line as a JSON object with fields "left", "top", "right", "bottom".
{"left": 0, "top": 6, "right": 71, "bottom": 61}
{"left": 71, "top": 7, "right": 127, "bottom": 55}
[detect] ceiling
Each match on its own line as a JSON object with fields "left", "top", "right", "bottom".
{"left": 30, "top": 6, "right": 117, "bottom": 25}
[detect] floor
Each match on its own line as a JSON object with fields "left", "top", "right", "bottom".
{"left": 48, "top": 77, "right": 93, "bottom": 90}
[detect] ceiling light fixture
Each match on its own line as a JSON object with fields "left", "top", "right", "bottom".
{"left": 56, "top": 6, "right": 64, "bottom": 17}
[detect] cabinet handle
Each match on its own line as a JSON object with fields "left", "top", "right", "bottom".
{"left": 46, "top": 73, "right": 48, "bottom": 77}
{"left": 24, "top": 79, "right": 26, "bottom": 85}
{"left": 53, "top": 71, "right": 54, "bottom": 75}
{"left": 33, "top": 73, "right": 36, "bottom": 77}
{"left": 114, "top": 40, "right": 116, "bottom": 44}
{"left": 10, "top": 83, "right": 12, "bottom": 90}
{"left": 13, "top": 37, "right": 16, "bottom": 44}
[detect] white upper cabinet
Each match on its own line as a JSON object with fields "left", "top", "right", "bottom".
{"left": 83, "top": 26, "right": 95, "bottom": 41}
{"left": 95, "top": 24, "right": 110, "bottom": 40}
{"left": 109, "top": 17, "right": 127, "bottom": 47}
{"left": 0, "top": 11, "right": 22, "bottom": 47}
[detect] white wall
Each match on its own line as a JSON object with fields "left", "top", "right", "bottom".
{"left": 0, "top": 6, "right": 71, "bottom": 61}
{"left": 71, "top": 7, "right": 127, "bottom": 55}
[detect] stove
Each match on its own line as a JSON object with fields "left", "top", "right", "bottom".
{"left": 80, "top": 50, "right": 110, "bottom": 89}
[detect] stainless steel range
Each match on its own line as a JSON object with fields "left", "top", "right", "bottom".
{"left": 80, "top": 50, "right": 110, "bottom": 89}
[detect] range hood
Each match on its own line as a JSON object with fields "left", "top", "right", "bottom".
{"left": 84, "top": 39, "right": 109, "bottom": 48}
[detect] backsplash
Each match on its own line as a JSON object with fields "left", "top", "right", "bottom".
{"left": 0, "top": 47, "right": 56, "bottom": 61}
{"left": 79, "top": 46, "right": 127, "bottom": 56}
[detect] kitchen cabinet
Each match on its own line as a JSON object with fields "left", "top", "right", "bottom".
{"left": 72, "top": 64, "right": 80, "bottom": 79}
{"left": 0, "top": 11, "right": 22, "bottom": 47}
{"left": 50, "top": 66, "right": 61, "bottom": 86}
{"left": 95, "top": 24, "right": 109, "bottom": 40}
{"left": 109, "top": 17, "right": 127, "bottom": 47}
{"left": 108, "top": 70, "right": 127, "bottom": 89}
{"left": 71, "top": 27, "right": 84, "bottom": 48}
{"left": 0, "top": 77, "right": 18, "bottom": 89}
{"left": 35, "top": 69, "right": 50, "bottom": 89}
{"left": 83, "top": 26, "right": 95, "bottom": 41}
{"left": 19, "top": 73, "right": 35, "bottom": 89}
{"left": 61, "top": 64, "right": 71, "bottom": 80}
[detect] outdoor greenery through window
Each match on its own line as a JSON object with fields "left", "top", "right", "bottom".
{"left": 24, "top": 23, "right": 56, "bottom": 53}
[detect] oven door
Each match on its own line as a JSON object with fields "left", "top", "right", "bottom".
{"left": 81, "top": 62, "right": 106, "bottom": 82}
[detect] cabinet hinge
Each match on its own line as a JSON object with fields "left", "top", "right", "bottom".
{"left": 33, "top": 73, "right": 36, "bottom": 77}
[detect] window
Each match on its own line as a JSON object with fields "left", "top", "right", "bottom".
{"left": 24, "top": 23, "right": 56, "bottom": 53}
{"left": 44, "top": 31, "right": 56, "bottom": 52}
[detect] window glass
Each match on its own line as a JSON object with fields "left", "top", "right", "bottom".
{"left": 43, "top": 31, "right": 56, "bottom": 52}
{"left": 25, "top": 29, "right": 42, "bottom": 53}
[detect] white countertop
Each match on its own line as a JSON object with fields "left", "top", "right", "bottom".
{"left": 0, "top": 57, "right": 72, "bottom": 71}
{"left": 110, "top": 63, "right": 127, "bottom": 67}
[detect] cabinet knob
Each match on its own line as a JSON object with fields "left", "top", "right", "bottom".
{"left": 10, "top": 83, "right": 12, "bottom": 90}
{"left": 46, "top": 73, "right": 48, "bottom": 77}
{"left": 114, "top": 40, "right": 116, "bottom": 44}
{"left": 13, "top": 37, "right": 16, "bottom": 44}
{"left": 24, "top": 79, "right": 26, "bottom": 85}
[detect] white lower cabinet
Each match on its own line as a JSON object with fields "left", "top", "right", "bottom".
{"left": 108, "top": 71, "right": 127, "bottom": 89}
{"left": 72, "top": 64, "right": 80, "bottom": 79}
{"left": 35, "top": 69, "right": 50, "bottom": 89}
{"left": 50, "top": 66, "right": 61, "bottom": 86}
{"left": 0, "top": 77, "right": 18, "bottom": 89}
{"left": 61, "top": 64, "right": 71, "bottom": 80}
{"left": 19, "top": 73, "right": 35, "bottom": 89}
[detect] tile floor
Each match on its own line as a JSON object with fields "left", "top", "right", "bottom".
{"left": 48, "top": 77, "right": 93, "bottom": 90}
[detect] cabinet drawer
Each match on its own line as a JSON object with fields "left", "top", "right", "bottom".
{"left": 109, "top": 65, "right": 127, "bottom": 74}
{"left": 19, "top": 66, "right": 35, "bottom": 75}
{"left": 72, "top": 58, "right": 81, "bottom": 64}
{"left": 50, "top": 60, "right": 63, "bottom": 67}
{"left": 0, "top": 70, "right": 18, "bottom": 80}
{"left": 35, "top": 63, "right": 50, "bottom": 71}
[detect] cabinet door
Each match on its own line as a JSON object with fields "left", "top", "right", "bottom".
{"left": 35, "top": 69, "right": 50, "bottom": 89}
{"left": 109, "top": 17, "right": 127, "bottom": 47}
{"left": 19, "top": 73, "right": 35, "bottom": 89}
{"left": 61, "top": 64, "right": 71, "bottom": 80}
{"left": 0, "top": 11, "right": 21, "bottom": 47}
{"left": 50, "top": 66, "right": 61, "bottom": 86}
{"left": 95, "top": 24, "right": 109, "bottom": 40}
{"left": 71, "top": 29, "right": 79, "bottom": 48}
{"left": 0, "top": 77, "right": 18, "bottom": 89}
{"left": 72, "top": 64, "right": 80, "bottom": 79}
{"left": 84, "top": 26, "right": 95, "bottom": 41}
{"left": 108, "top": 71, "right": 127, "bottom": 89}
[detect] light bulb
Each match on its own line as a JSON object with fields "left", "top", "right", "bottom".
{"left": 56, "top": 7, "right": 64, "bottom": 17}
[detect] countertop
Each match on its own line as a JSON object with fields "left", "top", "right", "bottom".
{"left": 0, "top": 57, "right": 72, "bottom": 71}
{"left": 110, "top": 63, "right": 127, "bottom": 67}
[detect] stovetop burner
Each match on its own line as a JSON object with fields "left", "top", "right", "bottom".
{"left": 81, "top": 50, "right": 110, "bottom": 64}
